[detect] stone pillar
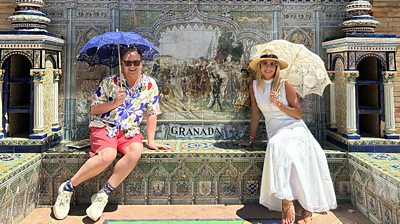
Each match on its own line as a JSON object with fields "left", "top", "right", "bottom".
{"left": 343, "top": 71, "right": 360, "bottom": 139}
{"left": 273, "top": 10, "right": 280, "bottom": 39}
{"left": 0, "top": 69, "right": 4, "bottom": 139}
{"left": 52, "top": 69, "right": 62, "bottom": 131}
{"left": 328, "top": 71, "right": 336, "bottom": 130}
{"left": 383, "top": 71, "right": 399, "bottom": 139}
{"left": 111, "top": 6, "right": 120, "bottom": 32}
{"left": 64, "top": 6, "right": 76, "bottom": 140}
{"left": 29, "top": 69, "right": 47, "bottom": 139}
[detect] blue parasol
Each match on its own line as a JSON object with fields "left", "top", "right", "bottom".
{"left": 77, "top": 31, "right": 159, "bottom": 67}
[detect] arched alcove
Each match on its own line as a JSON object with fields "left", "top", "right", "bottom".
{"left": 356, "top": 56, "right": 384, "bottom": 137}
{"left": 2, "top": 54, "right": 33, "bottom": 137}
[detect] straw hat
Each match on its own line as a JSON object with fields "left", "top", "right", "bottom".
{"left": 249, "top": 49, "right": 288, "bottom": 71}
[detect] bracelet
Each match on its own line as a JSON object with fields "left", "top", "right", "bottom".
{"left": 249, "top": 136, "right": 255, "bottom": 144}
{"left": 278, "top": 102, "right": 283, "bottom": 110}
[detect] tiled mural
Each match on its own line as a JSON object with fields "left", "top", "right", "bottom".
{"left": 41, "top": 0, "right": 349, "bottom": 140}
{"left": 0, "top": 1, "right": 399, "bottom": 224}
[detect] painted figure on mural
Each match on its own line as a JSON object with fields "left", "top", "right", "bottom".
{"left": 196, "top": 57, "right": 211, "bottom": 97}
{"left": 222, "top": 54, "right": 241, "bottom": 103}
{"left": 234, "top": 49, "right": 337, "bottom": 224}
{"left": 159, "top": 69, "right": 172, "bottom": 102}
{"left": 221, "top": 54, "right": 233, "bottom": 100}
{"left": 181, "top": 74, "right": 189, "bottom": 100}
{"left": 53, "top": 47, "right": 170, "bottom": 221}
{"left": 233, "top": 67, "right": 251, "bottom": 112}
{"left": 150, "top": 58, "right": 160, "bottom": 77}
{"left": 207, "top": 72, "right": 224, "bottom": 112}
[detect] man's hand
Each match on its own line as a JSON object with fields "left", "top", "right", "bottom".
{"left": 114, "top": 88, "right": 126, "bottom": 106}
{"left": 146, "top": 141, "right": 171, "bottom": 150}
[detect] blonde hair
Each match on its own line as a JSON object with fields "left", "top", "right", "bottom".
{"left": 255, "top": 62, "right": 282, "bottom": 92}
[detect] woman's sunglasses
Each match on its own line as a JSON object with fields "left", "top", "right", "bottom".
{"left": 123, "top": 60, "right": 141, "bottom": 66}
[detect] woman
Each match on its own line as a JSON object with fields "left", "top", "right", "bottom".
{"left": 235, "top": 49, "right": 337, "bottom": 224}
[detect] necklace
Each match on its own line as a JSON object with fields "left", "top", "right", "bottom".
{"left": 130, "top": 74, "right": 143, "bottom": 91}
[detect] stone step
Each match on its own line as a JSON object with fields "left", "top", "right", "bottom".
{"left": 20, "top": 203, "right": 373, "bottom": 224}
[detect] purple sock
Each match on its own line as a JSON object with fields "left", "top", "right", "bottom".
{"left": 101, "top": 182, "right": 114, "bottom": 195}
{"left": 63, "top": 180, "right": 74, "bottom": 192}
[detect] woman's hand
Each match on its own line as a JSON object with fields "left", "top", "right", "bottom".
{"left": 233, "top": 136, "right": 255, "bottom": 147}
{"left": 233, "top": 140, "right": 252, "bottom": 147}
{"left": 146, "top": 141, "right": 171, "bottom": 150}
{"left": 269, "top": 91, "right": 281, "bottom": 109}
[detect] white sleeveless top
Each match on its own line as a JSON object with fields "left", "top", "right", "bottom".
{"left": 253, "top": 79, "right": 305, "bottom": 138}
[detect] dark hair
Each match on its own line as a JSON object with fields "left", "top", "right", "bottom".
{"left": 122, "top": 46, "right": 142, "bottom": 61}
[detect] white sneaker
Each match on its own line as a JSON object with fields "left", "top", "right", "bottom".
{"left": 86, "top": 191, "right": 108, "bottom": 221}
{"left": 53, "top": 181, "right": 73, "bottom": 220}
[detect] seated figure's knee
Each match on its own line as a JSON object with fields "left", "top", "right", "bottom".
{"left": 124, "top": 145, "right": 143, "bottom": 161}
{"left": 98, "top": 148, "right": 117, "bottom": 165}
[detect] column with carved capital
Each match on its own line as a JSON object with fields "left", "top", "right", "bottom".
{"left": 383, "top": 71, "right": 399, "bottom": 139}
{"left": 29, "top": 69, "right": 47, "bottom": 139}
{"left": 0, "top": 69, "right": 4, "bottom": 139}
{"left": 327, "top": 71, "right": 336, "bottom": 130}
{"left": 343, "top": 71, "right": 360, "bottom": 139}
{"left": 52, "top": 69, "right": 62, "bottom": 131}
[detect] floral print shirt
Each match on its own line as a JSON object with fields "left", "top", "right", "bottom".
{"left": 89, "top": 73, "right": 161, "bottom": 138}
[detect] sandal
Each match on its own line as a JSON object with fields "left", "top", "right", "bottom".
{"left": 297, "top": 209, "right": 313, "bottom": 224}
{"left": 282, "top": 200, "right": 295, "bottom": 224}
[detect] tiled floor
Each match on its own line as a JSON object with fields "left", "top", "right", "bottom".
{"left": 21, "top": 203, "right": 371, "bottom": 224}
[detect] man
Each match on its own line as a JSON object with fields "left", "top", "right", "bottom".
{"left": 207, "top": 72, "right": 223, "bottom": 112}
{"left": 53, "top": 47, "right": 170, "bottom": 221}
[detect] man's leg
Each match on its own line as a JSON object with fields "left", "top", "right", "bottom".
{"left": 70, "top": 147, "right": 117, "bottom": 186}
{"left": 208, "top": 98, "right": 215, "bottom": 108}
{"left": 108, "top": 142, "right": 143, "bottom": 187}
{"left": 53, "top": 147, "right": 117, "bottom": 220}
{"left": 216, "top": 98, "right": 223, "bottom": 111}
{"left": 86, "top": 142, "right": 143, "bottom": 221}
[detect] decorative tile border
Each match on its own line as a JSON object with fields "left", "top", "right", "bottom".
{"left": 349, "top": 152, "right": 400, "bottom": 224}
{"left": 327, "top": 130, "right": 400, "bottom": 152}
{"left": 349, "top": 153, "right": 399, "bottom": 187}
{"left": 0, "top": 153, "right": 41, "bottom": 224}
{"left": 0, "top": 130, "right": 63, "bottom": 153}
{"left": 0, "top": 153, "right": 42, "bottom": 186}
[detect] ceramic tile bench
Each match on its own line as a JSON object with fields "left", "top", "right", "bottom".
{"left": 38, "top": 140, "right": 349, "bottom": 206}
{"left": 348, "top": 152, "right": 400, "bottom": 224}
{"left": 0, "top": 153, "right": 41, "bottom": 223}
{"left": 4, "top": 141, "right": 399, "bottom": 224}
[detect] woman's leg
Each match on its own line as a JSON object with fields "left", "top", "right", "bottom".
{"left": 282, "top": 199, "right": 295, "bottom": 224}
{"left": 297, "top": 207, "right": 312, "bottom": 224}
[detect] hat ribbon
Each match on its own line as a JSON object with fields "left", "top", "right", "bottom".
{"left": 260, "top": 54, "right": 278, "bottom": 59}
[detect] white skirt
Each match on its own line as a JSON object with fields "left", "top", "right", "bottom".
{"left": 259, "top": 123, "right": 337, "bottom": 213}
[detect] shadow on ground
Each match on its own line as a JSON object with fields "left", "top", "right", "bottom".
{"left": 236, "top": 204, "right": 281, "bottom": 224}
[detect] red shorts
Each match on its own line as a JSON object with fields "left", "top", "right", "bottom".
{"left": 89, "top": 127, "right": 143, "bottom": 158}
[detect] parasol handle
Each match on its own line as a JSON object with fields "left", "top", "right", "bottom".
{"left": 275, "top": 48, "right": 302, "bottom": 93}
{"left": 117, "top": 43, "right": 123, "bottom": 88}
